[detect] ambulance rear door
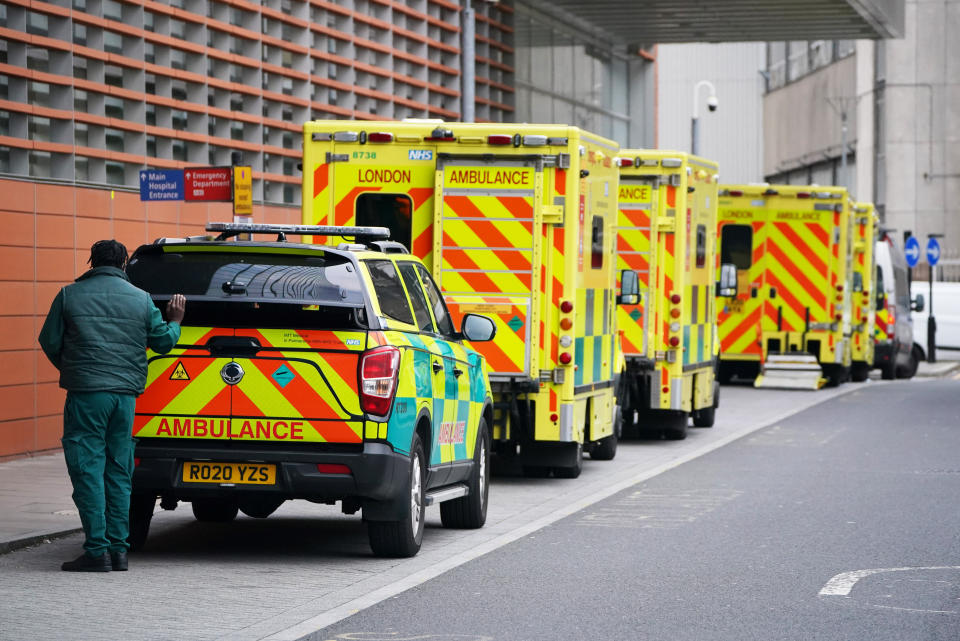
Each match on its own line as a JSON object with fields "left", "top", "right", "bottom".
{"left": 617, "top": 176, "right": 656, "bottom": 358}
{"left": 434, "top": 155, "right": 543, "bottom": 381}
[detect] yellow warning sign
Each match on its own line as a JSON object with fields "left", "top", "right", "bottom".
{"left": 170, "top": 361, "right": 190, "bottom": 381}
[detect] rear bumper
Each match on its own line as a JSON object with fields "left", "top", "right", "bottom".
{"left": 132, "top": 440, "right": 406, "bottom": 504}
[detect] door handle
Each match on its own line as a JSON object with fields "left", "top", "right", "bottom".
{"left": 432, "top": 360, "right": 444, "bottom": 374}
{"left": 452, "top": 367, "right": 463, "bottom": 378}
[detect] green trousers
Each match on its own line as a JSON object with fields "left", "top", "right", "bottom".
{"left": 62, "top": 391, "right": 137, "bottom": 557}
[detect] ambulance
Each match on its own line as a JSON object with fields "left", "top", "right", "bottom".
{"left": 716, "top": 185, "right": 855, "bottom": 388}
{"left": 615, "top": 150, "right": 727, "bottom": 439}
{"left": 302, "top": 120, "right": 637, "bottom": 478}
{"left": 126, "top": 223, "right": 496, "bottom": 558}
{"left": 850, "top": 202, "right": 879, "bottom": 381}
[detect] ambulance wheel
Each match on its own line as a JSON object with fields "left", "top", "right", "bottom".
{"left": 823, "top": 364, "right": 846, "bottom": 387}
{"left": 191, "top": 498, "right": 239, "bottom": 522}
{"left": 692, "top": 405, "right": 716, "bottom": 428}
{"left": 127, "top": 494, "right": 156, "bottom": 552}
{"left": 441, "top": 420, "right": 489, "bottom": 529}
{"left": 368, "top": 434, "right": 425, "bottom": 558}
{"left": 590, "top": 411, "right": 619, "bottom": 460}
{"left": 663, "top": 411, "right": 689, "bottom": 440}
{"left": 553, "top": 442, "right": 583, "bottom": 479}
{"left": 851, "top": 362, "right": 871, "bottom": 382}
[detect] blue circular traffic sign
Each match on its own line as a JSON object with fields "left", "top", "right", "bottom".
{"left": 927, "top": 237, "right": 941, "bottom": 266}
{"left": 904, "top": 236, "right": 921, "bottom": 268}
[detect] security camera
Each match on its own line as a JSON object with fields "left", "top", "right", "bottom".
{"left": 707, "top": 95, "right": 719, "bottom": 112}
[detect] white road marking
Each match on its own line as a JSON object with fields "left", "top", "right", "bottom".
{"left": 819, "top": 567, "right": 960, "bottom": 596}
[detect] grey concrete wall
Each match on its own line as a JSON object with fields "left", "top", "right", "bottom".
{"left": 656, "top": 43, "right": 766, "bottom": 183}
{"left": 763, "top": 55, "right": 858, "bottom": 180}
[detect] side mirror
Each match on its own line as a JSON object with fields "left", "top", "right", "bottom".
{"left": 912, "top": 293, "right": 925, "bottom": 313}
{"left": 617, "top": 269, "right": 640, "bottom": 305}
{"left": 716, "top": 263, "right": 737, "bottom": 297}
{"left": 461, "top": 313, "right": 496, "bottom": 342}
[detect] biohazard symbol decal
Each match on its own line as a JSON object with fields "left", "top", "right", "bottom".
{"left": 169, "top": 361, "right": 190, "bottom": 381}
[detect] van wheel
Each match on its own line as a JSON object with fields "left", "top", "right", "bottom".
{"left": 441, "top": 421, "right": 489, "bottom": 529}
{"left": 192, "top": 499, "right": 239, "bottom": 522}
{"left": 368, "top": 434, "right": 425, "bottom": 558}
{"left": 553, "top": 442, "right": 583, "bottom": 479}
{"left": 851, "top": 362, "right": 871, "bottom": 382}
{"left": 663, "top": 411, "right": 689, "bottom": 440}
{"left": 127, "top": 494, "right": 156, "bottom": 552}
{"left": 898, "top": 345, "right": 922, "bottom": 379}
{"left": 880, "top": 361, "right": 896, "bottom": 380}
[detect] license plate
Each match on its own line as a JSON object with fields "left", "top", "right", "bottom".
{"left": 182, "top": 462, "right": 276, "bottom": 485}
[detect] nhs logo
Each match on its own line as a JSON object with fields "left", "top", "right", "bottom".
{"left": 408, "top": 149, "right": 433, "bottom": 161}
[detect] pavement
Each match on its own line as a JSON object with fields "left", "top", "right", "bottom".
{"left": 0, "top": 362, "right": 956, "bottom": 641}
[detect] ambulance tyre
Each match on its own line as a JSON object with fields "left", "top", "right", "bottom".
{"left": 191, "top": 498, "right": 239, "bottom": 522}
{"left": 522, "top": 465, "right": 552, "bottom": 478}
{"left": 590, "top": 410, "right": 620, "bottom": 461}
{"left": 553, "top": 441, "right": 583, "bottom": 479}
{"left": 441, "top": 420, "right": 489, "bottom": 529}
{"left": 663, "top": 411, "right": 689, "bottom": 440}
{"left": 127, "top": 494, "right": 156, "bottom": 552}
{"left": 823, "top": 364, "right": 848, "bottom": 387}
{"left": 851, "top": 362, "right": 871, "bottom": 382}
{"left": 692, "top": 405, "right": 716, "bottom": 428}
{"left": 368, "top": 434, "right": 425, "bottom": 558}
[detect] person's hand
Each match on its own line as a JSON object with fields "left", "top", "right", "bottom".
{"left": 166, "top": 294, "right": 186, "bottom": 323}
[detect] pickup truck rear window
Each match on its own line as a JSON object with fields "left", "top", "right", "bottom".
{"left": 128, "top": 247, "right": 365, "bottom": 307}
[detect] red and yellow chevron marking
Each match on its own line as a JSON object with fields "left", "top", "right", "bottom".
{"left": 446, "top": 298, "right": 528, "bottom": 374}
{"left": 717, "top": 218, "right": 765, "bottom": 358}
{"left": 875, "top": 300, "right": 892, "bottom": 342}
{"left": 617, "top": 180, "right": 653, "bottom": 357}
{"left": 134, "top": 328, "right": 364, "bottom": 443}
{"left": 762, "top": 217, "right": 831, "bottom": 331}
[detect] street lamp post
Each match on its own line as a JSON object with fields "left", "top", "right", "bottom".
{"left": 691, "top": 80, "right": 717, "bottom": 156}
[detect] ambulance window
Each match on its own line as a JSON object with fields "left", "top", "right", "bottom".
{"left": 591, "top": 216, "right": 603, "bottom": 269}
{"left": 696, "top": 225, "right": 707, "bottom": 268}
{"left": 852, "top": 272, "right": 864, "bottom": 292}
{"left": 876, "top": 265, "right": 884, "bottom": 292}
{"left": 398, "top": 262, "right": 434, "bottom": 333}
{"left": 365, "top": 259, "right": 414, "bottom": 325}
{"left": 720, "top": 224, "right": 752, "bottom": 270}
{"left": 356, "top": 193, "right": 413, "bottom": 251}
{"left": 414, "top": 263, "right": 455, "bottom": 337}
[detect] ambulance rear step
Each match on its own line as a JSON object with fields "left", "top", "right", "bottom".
{"left": 423, "top": 484, "right": 468, "bottom": 506}
{"left": 754, "top": 353, "right": 826, "bottom": 390}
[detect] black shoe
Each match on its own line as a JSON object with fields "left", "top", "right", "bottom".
{"left": 61, "top": 552, "right": 111, "bottom": 572}
{"left": 110, "top": 550, "right": 128, "bottom": 571}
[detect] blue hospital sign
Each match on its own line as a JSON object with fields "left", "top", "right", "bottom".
{"left": 139, "top": 169, "right": 184, "bottom": 201}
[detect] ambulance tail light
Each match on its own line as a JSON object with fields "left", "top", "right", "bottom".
{"left": 367, "top": 132, "right": 394, "bottom": 143}
{"left": 560, "top": 300, "right": 574, "bottom": 313}
{"left": 559, "top": 352, "right": 573, "bottom": 365}
{"left": 728, "top": 189, "right": 744, "bottom": 197}
{"left": 618, "top": 157, "right": 634, "bottom": 167}
{"left": 488, "top": 134, "right": 520, "bottom": 146}
{"left": 134, "top": 458, "right": 141, "bottom": 468}
{"left": 670, "top": 294, "right": 681, "bottom": 304}
{"left": 317, "top": 463, "right": 352, "bottom": 475}
{"left": 359, "top": 346, "right": 401, "bottom": 417}
{"left": 796, "top": 192, "right": 812, "bottom": 199}
{"left": 669, "top": 336, "right": 680, "bottom": 347}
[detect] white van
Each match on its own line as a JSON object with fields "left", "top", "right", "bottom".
{"left": 910, "top": 281, "right": 960, "bottom": 359}
{"left": 874, "top": 234, "right": 925, "bottom": 378}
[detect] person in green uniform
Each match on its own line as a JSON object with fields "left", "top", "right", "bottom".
{"left": 38, "top": 240, "right": 185, "bottom": 572}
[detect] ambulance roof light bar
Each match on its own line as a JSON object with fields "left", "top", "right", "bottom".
{"left": 206, "top": 223, "right": 390, "bottom": 243}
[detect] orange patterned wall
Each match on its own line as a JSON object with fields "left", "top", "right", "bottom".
{"left": 0, "top": 177, "right": 299, "bottom": 459}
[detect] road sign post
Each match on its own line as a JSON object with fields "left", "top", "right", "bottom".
{"left": 926, "top": 236, "right": 942, "bottom": 363}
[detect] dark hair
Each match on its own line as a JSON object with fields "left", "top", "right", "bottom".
{"left": 88, "top": 240, "right": 128, "bottom": 269}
